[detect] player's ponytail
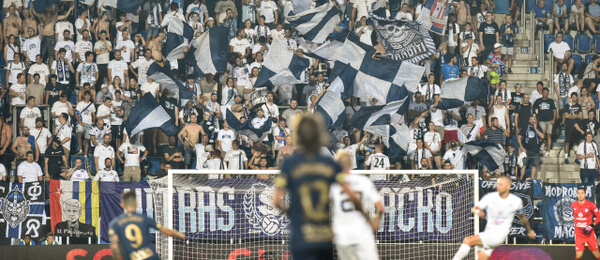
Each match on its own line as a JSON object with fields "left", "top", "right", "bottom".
{"left": 293, "top": 114, "right": 327, "bottom": 155}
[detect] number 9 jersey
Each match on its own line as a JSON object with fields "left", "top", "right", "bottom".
{"left": 109, "top": 212, "right": 163, "bottom": 260}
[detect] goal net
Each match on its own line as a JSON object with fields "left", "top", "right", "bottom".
{"left": 148, "top": 169, "right": 479, "bottom": 260}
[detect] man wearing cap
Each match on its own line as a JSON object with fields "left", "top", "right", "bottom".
{"left": 443, "top": 141, "right": 465, "bottom": 170}
{"left": 51, "top": 93, "right": 74, "bottom": 128}
{"left": 460, "top": 33, "right": 480, "bottom": 67}
{"left": 487, "top": 43, "right": 504, "bottom": 89}
{"left": 45, "top": 137, "right": 68, "bottom": 180}
{"left": 548, "top": 31, "right": 574, "bottom": 75}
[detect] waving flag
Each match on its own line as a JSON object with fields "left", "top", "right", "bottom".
{"left": 147, "top": 60, "right": 194, "bottom": 106}
{"left": 186, "top": 27, "right": 229, "bottom": 77}
{"left": 349, "top": 95, "right": 410, "bottom": 129}
{"left": 225, "top": 109, "right": 273, "bottom": 142}
{"left": 163, "top": 18, "right": 194, "bottom": 62}
{"left": 49, "top": 180, "right": 99, "bottom": 237}
{"left": 363, "top": 124, "right": 412, "bottom": 159}
{"left": 99, "top": 0, "right": 143, "bottom": 13}
{"left": 328, "top": 34, "right": 425, "bottom": 104}
{"left": 437, "top": 77, "right": 487, "bottom": 109}
{"left": 463, "top": 140, "right": 506, "bottom": 171}
{"left": 314, "top": 91, "right": 345, "bottom": 129}
{"left": 368, "top": 16, "right": 436, "bottom": 63}
{"left": 0, "top": 181, "right": 46, "bottom": 240}
{"left": 285, "top": 2, "right": 341, "bottom": 43}
{"left": 254, "top": 42, "right": 310, "bottom": 90}
{"left": 32, "top": 0, "right": 60, "bottom": 13}
{"left": 126, "top": 93, "right": 179, "bottom": 137}
{"left": 416, "top": 0, "right": 451, "bottom": 35}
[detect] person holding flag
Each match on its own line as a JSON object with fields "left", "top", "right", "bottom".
{"left": 572, "top": 187, "right": 600, "bottom": 260}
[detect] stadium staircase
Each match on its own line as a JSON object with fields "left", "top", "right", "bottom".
{"left": 498, "top": 14, "right": 579, "bottom": 183}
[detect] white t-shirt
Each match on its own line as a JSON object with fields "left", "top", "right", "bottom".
{"left": 577, "top": 141, "right": 599, "bottom": 169}
{"left": 424, "top": 131, "right": 441, "bottom": 153}
{"left": 118, "top": 143, "right": 146, "bottom": 167}
{"left": 364, "top": 152, "right": 390, "bottom": 180}
{"left": 217, "top": 129, "right": 236, "bottom": 152}
{"left": 331, "top": 174, "right": 381, "bottom": 245}
{"left": 70, "top": 169, "right": 90, "bottom": 181}
{"left": 259, "top": 0, "right": 278, "bottom": 23}
{"left": 108, "top": 59, "right": 128, "bottom": 82}
{"left": 74, "top": 40, "right": 93, "bottom": 62}
{"left": 76, "top": 101, "right": 96, "bottom": 124}
{"left": 23, "top": 36, "right": 41, "bottom": 61}
{"left": 54, "top": 40, "right": 75, "bottom": 62}
{"left": 116, "top": 40, "right": 135, "bottom": 63}
{"left": 20, "top": 106, "right": 41, "bottom": 130}
{"left": 261, "top": 103, "right": 279, "bottom": 118}
{"left": 344, "top": 144, "right": 359, "bottom": 170}
{"left": 548, "top": 41, "right": 571, "bottom": 59}
{"left": 478, "top": 192, "right": 523, "bottom": 236}
{"left": 55, "top": 21, "right": 73, "bottom": 41}
{"left": 0, "top": 163, "right": 6, "bottom": 179}
{"left": 29, "top": 63, "right": 50, "bottom": 85}
{"left": 94, "top": 40, "right": 112, "bottom": 64}
{"left": 17, "top": 161, "right": 43, "bottom": 182}
{"left": 443, "top": 148, "right": 465, "bottom": 169}
{"left": 224, "top": 149, "right": 248, "bottom": 170}
{"left": 30, "top": 127, "right": 52, "bottom": 154}
{"left": 94, "top": 144, "right": 115, "bottom": 170}
{"left": 409, "top": 148, "right": 432, "bottom": 169}
{"left": 89, "top": 126, "right": 111, "bottom": 147}
{"left": 10, "top": 83, "right": 26, "bottom": 105}
{"left": 97, "top": 104, "right": 113, "bottom": 127}
{"left": 55, "top": 124, "right": 72, "bottom": 150}
{"left": 131, "top": 58, "right": 154, "bottom": 84}
{"left": 51, "top": 103, "right": 72, "bottom": 126}
{"left": 76, "top": 62, "right": 98, "bottom": 84}
{"left": 7, "top": 62, "right": 25, "bottom": 84}
{"left": 141, "top": 82, "right": 161, "bottom": 97}
{"left": 94, "top": 169, "right": 120, "bottom": 181}
{"left": 195, "top": 143, "right": 210, "bottom": 170}
{"left": 74, "top": 18, "right": 91, "bottom": 41}
{"left": 229, "top": 37, "right": 251, "bottom": 55}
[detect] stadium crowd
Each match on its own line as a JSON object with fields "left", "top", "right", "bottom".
{"left": 0, "top": 0, "right": 598, "bottom": 192}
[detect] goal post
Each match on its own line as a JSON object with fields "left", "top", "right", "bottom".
{"left": 150, "top": 169, "right": 479, "bottom": 260}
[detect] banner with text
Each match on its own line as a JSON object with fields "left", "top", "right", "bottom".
{"left": 49, "top": 181, "right": 100, "bottom": 238}
{"left": 0, "top": 181, "right": 46, "bottom": 240}
{"left": 415, "top": 0, "right": 451, "bottom": 35}
{"left": 541, "top": 183, "right": 595, "bottom": 241}
{"left": 99, "top": 181, "right": 155, "bottom": 242}
{"left": 148, "top": 178, "right": 473, "bottom": 242}
{"left": 479, "top": 180, "right": 534, "bottom": 238}
{"left": 369, "top": 18, "right": 436, "bottom": 63}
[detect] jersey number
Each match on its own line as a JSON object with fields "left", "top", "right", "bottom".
{"left": 341, "top": 191, "right": 363, "bottom": 212}
{"left": 299, "top": 180, "right": 330, "bottom": 221}
{"left": 125, "top": 224, "right": 143, "bottom": 249}
{"left": 374, "top": 158, "right": 385, "bottom": 168}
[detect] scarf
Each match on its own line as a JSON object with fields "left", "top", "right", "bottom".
{"left": 501, "top": 89, "right": 509, "bottom": 103}
{"left": 525, "top": 125, "right": 540, "bottom": 145}
{"left": 57, "top": 60, "right": 70, "bottom": 82}
{"left": 558, "top": 72, "right": 571, "bottom": 97}
{"left": 278, "top": 127, "right": 286, "bottom": 145}
{"left": 413, "top": 149, "right": 423, "bottom": 169}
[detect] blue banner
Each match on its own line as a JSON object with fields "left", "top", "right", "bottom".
{"left": 99, "top": 181, "right": 155, "bottom": 242}
{"left": 479, "top": 180, "right": 534, "bottom": 238}
{"left": 149, "top": 178, "right": 472, "bottom": 242}
{"left": 541, "top": 183, "right": 595, "bottom": 241}
{"left": 0, "top": 181, "right": 46, "bottom": 240}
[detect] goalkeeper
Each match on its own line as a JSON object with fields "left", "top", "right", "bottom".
{"left": 572, "top": 187, "right": 600, "bottom": 260}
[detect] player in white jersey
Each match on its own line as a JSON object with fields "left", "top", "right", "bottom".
{"left": 364, "top": 144, "right": 390, "bottom": 181}
{"left": 452, "top": 176, "right": 535, "bottom": 260}
{"left": 332, "top": 150, "right": 383, "bottom": 260}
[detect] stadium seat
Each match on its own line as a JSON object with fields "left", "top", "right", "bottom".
{"left": 586, "top": 54, "right": 596, "bottom": 64}
{"left": 572, "top": 54, "right": 583, "bottom": 72}
{"left": 594, "top": 34, "right": 600, "bottom": 53}
{"left": 148, "top": 158, "right": 161, "bottom": 176}
{"left": 575, "top": 34, "right": 592, "bottom": 53}
{"left": 544, "top": 34, "right": 555, "bottom": 53}
{"left": 563, "top": 34, "right": 574, "bottom": 50}
{"left": 69, "top": 155, "right": 95, "bottom": 173}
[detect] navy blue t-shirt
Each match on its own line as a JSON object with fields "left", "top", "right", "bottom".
{"left": 276, "top": 153, "right": 343, "bottom": 252}
{"left": 109, "top": 212, "right": 162, "bottom": 260}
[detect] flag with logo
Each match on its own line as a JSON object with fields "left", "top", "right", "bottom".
{"left": 0, "top": 181, "right": 46, "bottom": 240}
{"left": 416, "top": 0, "right": 452, "bottom": 35}
{"left": 49, "top": 180, "right": 100, "bottom": 237}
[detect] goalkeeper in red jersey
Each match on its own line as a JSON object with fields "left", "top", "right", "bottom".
{"left": 573, "top": 187, "right": 600, "bottom": 260}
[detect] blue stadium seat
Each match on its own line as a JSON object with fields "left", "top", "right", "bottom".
{"left": 575, "top": 34, "right": 592, "bottom": 53}
{"left": 586, "top": 54, "right": 596, "bottom": 64}
{"left": 148, "top": 158, "right": 161, "bottom": 175}
{"left": 563, "top": 34, "right": 574, "bottom": 50}
{"left": 544, "top": 34, "right": 555, "bottom": 53}
{"left": 69, "top": 155, "right": 95, "bottom": 173}
{"left": 594, "top": 35, "right": 600, "bottom": 53}
{"left": 572, "top": 54, "right": 583, "bottom": 72}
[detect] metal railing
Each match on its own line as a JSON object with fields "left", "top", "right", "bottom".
{"left": 541, "top": 31, "right": 546, "bottom": 72}
{"left": 530, "top": 10, "right": 535, "bottom": 50}
{"left": 521, "top": 0, "right": 526, "bottom": 31}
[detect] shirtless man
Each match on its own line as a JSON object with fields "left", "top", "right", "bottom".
{"left": 454, "top": 0, "right": 471, "bottom": 30}
{"left": 22, "top": 9, "right": 38, "bottom": 36}
{"left": 178, "top": 114, "right": 205, "bottom": 169}
{"left": 11, "top": 126, "right": 39, "bottom": 164}
{"left": 275, "top": 135, "right": 293, "bottom": 167}
{"left": 32, "top": 3, "right": 74, "bottom": 64}
{"left": 147, "top": 32, "right": 166, "bottom": 62}
{"left": 4, "top": 5, "right": 22, "bottom": 43}
{"left": 0, "top": 114, "right": 13, "bottom": 172}
{"left": 93, "top": 12, "right": 111, "bottom": 41}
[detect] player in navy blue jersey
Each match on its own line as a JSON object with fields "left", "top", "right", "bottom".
{"left": 273, "top": 114, "right": 363, "bottom": 260}
{"left": 109, "top": 191, "right": 185, "bottom": 260}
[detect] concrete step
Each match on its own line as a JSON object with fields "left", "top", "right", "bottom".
{"left": 503, "top": 73, "right": 547, "bottom": 81}
{"left": 511, "top": 60, "right": 542, "bottom": 67}
{"left": 513, "top": 52, "right": 538, "bottom": 61}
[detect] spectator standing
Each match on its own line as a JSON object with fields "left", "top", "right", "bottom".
{"left": 94, "top": 134, "right": 115, "bottom": 173}
{"left": 461, "top": 34, "right": 480, "bottom": 67}
{"left": 499, "top": 14, "right": 517, "bottom": 74}
{"left": 215, "top": 0, "right": 237, "bottom": 25}
{"left": 217, "top": 121, "right": 236, "bottom": 153}
{"left": 487, "top": 43, "right": 503, "bottom": 89}
{"left": 30, "top": 118, "right": 52, "bottom": 159}
{"left": 410, "top": 139, "right": 433, "bottom": 171}
{"left": 440, "top": 56, "right": 459, "bottom": 85}
{"left": 117, "top": 135, "right": 147, "bottom": 181}
{"left": 424, "top": 122, "right": 443, "bottom": 169}
{"left": 467, "top": 57, "right": 489, "bottom": 78}
{"left": 20, "top": 97, "right": 41, "bottom": 131}
{"left": 9, "top": 73, "right": 27, "bottom": 107}
{"left": 129, "top": 49, "right": 154, "bottom": 85}
{"left": 27, "top": 73, "right": 45, "bottom": 105}
{"left": 532, "top": 88, "right": 556, "bottom": 156}
{"left": 518, "top": 115, "right": 544, "bottom": 180}
{"left": 76, "top": 52, "right": 98, "bottom": 90}
{"left": 258, "top": 0, "right": 279, "bottom": 27}
{"left": 514, "top": 94, "right": 532, "bottom": 133}
{"left": 29, "top": 55, "right": 50, "bottom": 86}
{"left": 75, "top": 91, "right": 96, "bottom": 156}
{"left": 555, "top": 62, "right": 574, "bottom": 110}
{"left": 17, "top": 151, "right": 43, "bottom": 183}
{"left": 116, "top": 31, "right": 135, "bottom": 64}
{"left": 22, "top": 28, "right": 41, "bottom": 66}
{"left": 563, "top": 93, "right": 582, "bottom": 163}
{"left": 74, "top": 30, "right": 93, "bottom": 65}
{"left": 94, "top": 158, "right": 119, "bottom": 182}
{"left": 94, "top": 30, "right": 112, "bottom": 84}
{"left": 478, "top": 12, "right": 499, "bottom": 63}
{"left": 54, "top": 113, "right": 72, "bottom": 157}
{"left": 417, "top": 74, "right": 441, "bottom": 106}
{"left": 577, "top": 131, "right": 600, "bottom": 183}
{"left": 51, "top": 93, "right": 74, "bottom": 127}
{"left": 54, "top": 31, "right": 75, "bottom": 63}
{"left": 45, "top": 137, "right": 67, "bottom": 180}
{"left": 178, "top": 114, "right": 205, "bottom": 169}
{"left": 572, "top": 0, "right": 585, "bottom": 34}
{"left": 164, "top": 136, "right": 185, "bottom": 169}
{"left": 6, "top": 53, "right": 25, "bottom": 86}
{"left": 108, "top": 50, "right": 128, "bottom": 86}
{"left": 548, "top": 32, "right": 574, "bottom": 75}
{"left": 225, "top": 140, "right": 248, "bottom": 170}
{"left": 484, "top": 117, "right": 510, "bottom": 146}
